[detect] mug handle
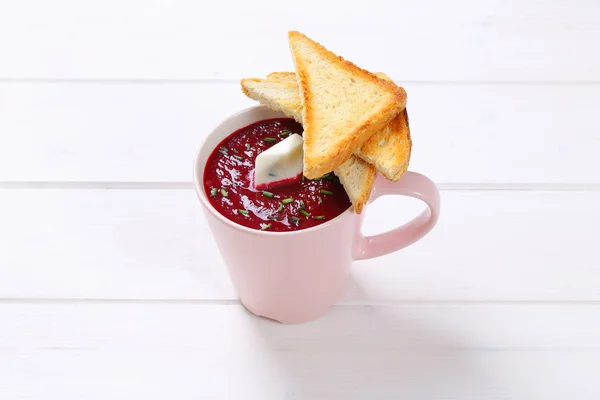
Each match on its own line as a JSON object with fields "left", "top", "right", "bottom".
{"left": 355, "top": 171, "right": 441, "bottom": 260}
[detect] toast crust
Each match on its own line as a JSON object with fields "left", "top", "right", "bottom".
{"left": 358, "top": 108, "right": 411, "bottom": 181}
{"left": 288, "top": 31, "right": 407, "bottom": 179}
{"left": 240, "top": 77, "right": 303, "bottom": 121}
{"left": 335, "top": 156, "right": 376, "bottom": 214}
{"left": 266, "top": 72, "right": 297, "bottom": 81}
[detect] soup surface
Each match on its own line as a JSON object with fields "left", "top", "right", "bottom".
{"left": 203, "top": 118, "right": 351, "bottom": 232}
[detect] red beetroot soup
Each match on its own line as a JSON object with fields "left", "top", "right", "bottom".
{"left": 203, "top": 118, "right": 351, "bottom": 232}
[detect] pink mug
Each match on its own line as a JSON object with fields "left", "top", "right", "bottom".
{"left": 193, "top": 105, "right": 441, "bottom": 324}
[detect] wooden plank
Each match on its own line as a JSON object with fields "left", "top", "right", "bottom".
{"left": 0, "top": 189, "right": 598, "bottom": 301}
{"left": 0, "top": 303, "right": 599, "bottom": 399}
{"left": 0, "top": 82, "right": 598, "bottom": 184}
{"left": 0, "top": 0, "right": 598, "bottom": 81}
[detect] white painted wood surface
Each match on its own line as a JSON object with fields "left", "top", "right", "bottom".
{"left": 1, "top": 189, "right": 599, "bottom": 301}
{"left": 0, "top": 0, "right": 599, "bottom": 398}
{"left": 1, "top": 82, "right": 599, "bottom": 184}
{"left": 0, "top": 0, "right": 599, "bottom": 81}
{"left": 1, "top": 303, "right": 600, "bottom": 400}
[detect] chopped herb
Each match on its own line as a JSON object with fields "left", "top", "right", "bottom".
{"left": 314, "top": 172, "right": 336, "bottom": 182}
{"left": 300, "top": 209, "right": 310, "bottom": 218}
{"left": 232, "top": 182, "right": 238, "bottom": 188}
{"left": 321, "top": 172, "right": 340, "bottom": 183}
{"left": 232, "top": 148, "right": 238, "bottom": 154}
{"left": 262, "top": 191, "right": 274, "bottom": 198}
{"left": 233, "top": 155, "right": 243, "bottom": 161}
{"left": 325, "top": 173, "right": 340, "bottom": 183}
{"left": 314, "top": 215, "right": 325, "bottom": 220}
{"left": 238, "top": 209, "right": 249, "bottom": 216}
{"left": 299, "top": 200, "right": 305, "bottom": 209}
{"left": 320, "top": 189, "right": 333, "bottom": 196}
{"left": 280, "top": 129, "right": 292, "bottom": 137}
{"left": 282, "top": 198, "right": 294, "bottom": 204}
{"left": 290, "top": 216, "right": 301, "bottom": 224}
{"left": 267, "top": 215, "right": 278, "bottom": 220}
{"left": 263, "top": 137, "right": 277, "bottom": 143}
{"left": 246, "top": 143, "right": 251, "bottom": 151}
{"left": 218, "top": 147, "right": 228, "bottom": 155}
{"left": 260, "top": 223, "right": 271, "bottom": 231}
{"left": 210, "top": 188, "right": 217, "bottom": 197}
{"left": 302, "top": 175, "right": 305, "bottom": 182}
{"left": 221, "top": 188, "right": 228, "bottom": 197}
{"left": 278, "top": 203, "right": 284, "bottom": 212}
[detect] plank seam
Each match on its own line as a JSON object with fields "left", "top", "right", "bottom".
{"left": 1, "top": 78, "right": 599, "bottom": 85}
{"left": 0, "top": 298, "right": 599, "bottom": 305}
{"left": 1, "top": 182, "right": 599, "bottom": 191}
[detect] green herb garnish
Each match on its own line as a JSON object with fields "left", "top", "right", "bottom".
{"left": 218, "top": 147, "right": 228, "bottom": 156}
{"left": 325, "top": 174, "right": 340, "bottom": 183}
{"left": 290, "top": 216, "right": 301, "bottom": 224}
{"left": 210, "top": 188, "right": 217, "bottom": 197}
{"left": 320, "top": 189, "right": 333, "bottom": 196}
{"left": 300, "top": 209, "right": 310, "bottom": 218}
{"left": 314, "top": 215, "right": 325, "bottom": 220}
{"left": 221, "top": 188, "right": 228, "bottom": 197}
{"left": 267, "top": 215, "right": 278, "bottom": 220}
{"left": 263, "top": 137, "right": 277, "bottom": 143}
{"left": 280, "top": 129, "right": 292, "bottom": 137}
{"left": 233, "top": 155, "right": 243, "bottom": 161}
{"left": 245, "top": 143, "right": 251, "bottom": 151}
{"left": 238, "top": 209, "right": 249, "bottom": 216}
{"left": 260, "top": 223, "right": 271, "bottom": 231}
{"left": 232, "top": 148, "right": 238, "bottom": 154}
{"left": 278, "top": 203, "right": 284, "bottom": 212}
{"left": 315, "top": 172, "right": 336, "bottom": 182}
{"left": 262, "top": 191, "right": 274, "bottom": 198}
{"left": 282, "top": 198, "right": 294, "bottom": 205}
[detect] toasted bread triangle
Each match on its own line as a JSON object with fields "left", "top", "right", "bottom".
{"left": 334, "top": 156, "right": 376, "bottom": 214}
{"left": 241, "top": 72, "right": 411, "bottom": 182}
{"left": 288, "top": 31, "right": 406, "bottom": 179}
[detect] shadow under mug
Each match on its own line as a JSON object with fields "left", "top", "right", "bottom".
{"left": 193, "top": 106, "right": 441, "bottom": 324}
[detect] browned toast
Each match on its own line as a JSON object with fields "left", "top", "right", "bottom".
{"left": 241, "top": 72, "right": 411, "bottom": 181}
{"left": 287, "top": 31, "right": 407, "bottom": 179}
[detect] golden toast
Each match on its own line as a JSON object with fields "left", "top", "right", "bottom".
{"left": 287, "top": 31, "right": 407, "bottom": 179}
{"left": 241, "top": 72, "right": 411, "bottom": 181}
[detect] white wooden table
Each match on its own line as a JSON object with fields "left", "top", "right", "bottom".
{"left": 1, "top": 1, "right": 599, "bottom": 398}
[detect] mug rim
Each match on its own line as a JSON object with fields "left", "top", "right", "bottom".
{"left": 192, "top": 105, "right": 356, "bottom": 237}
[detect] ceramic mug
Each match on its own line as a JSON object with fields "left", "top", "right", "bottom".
{"left": 193, "top": 105, "right": 441, "bottom": 324}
